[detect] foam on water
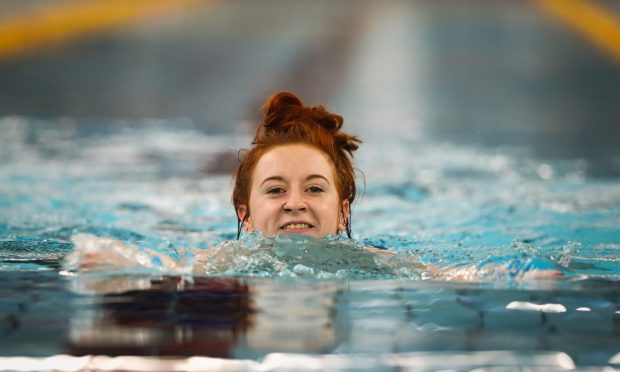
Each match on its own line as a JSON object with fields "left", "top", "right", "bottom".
{"left": 196, "top": 233, "right": 394, "bottom": 279}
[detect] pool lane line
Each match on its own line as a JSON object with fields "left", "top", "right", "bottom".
{"left": 534, "top": 0, "right": 620, "bottom": 63}
{"left": 0, "top": 0, "right": 205, "bottom": 61}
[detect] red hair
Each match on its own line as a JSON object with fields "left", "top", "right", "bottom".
{"left": 232, "top": 92, "right": 361, "bottom": 237}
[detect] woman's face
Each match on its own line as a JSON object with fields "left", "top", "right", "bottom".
{"left": 239, "top": 144, "right": 349, "bottom": 238}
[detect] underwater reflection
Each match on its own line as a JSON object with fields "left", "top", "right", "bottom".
{"left": 26, "top": 272, "right": 620, "bottom": 367}
{"left": 67, "top": 276, "right": 344, "bottom": 357}
{"left": 68, "top": 277, "right": 252, "bottom": 357}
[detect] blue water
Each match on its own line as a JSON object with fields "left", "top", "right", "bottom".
{"left": 1, "top": 118, "right": 619, "bottom": 368}
{"left": 1, "top": 118, "right": 618, "bottom": 281}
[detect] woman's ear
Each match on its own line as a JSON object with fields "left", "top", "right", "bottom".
{"left": 237, "top": 205, "right": 254, "bottom": 232}
{"left": 338, "top": 199, "right": 350, "bottom": 233}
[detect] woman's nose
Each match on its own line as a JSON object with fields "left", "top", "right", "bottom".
{"left": 283, "top": 190, "right": 306, "bottom": 212}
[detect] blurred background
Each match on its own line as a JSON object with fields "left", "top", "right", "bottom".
{"left": 1, "top": 0, "right": 619, "bottom": 176}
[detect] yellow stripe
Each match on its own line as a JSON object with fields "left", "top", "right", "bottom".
{"left": 535, "top": 0, "right": 620, "bottom": 63}
{"left": 0, "top": 0, "right": 204, "bottom": 60}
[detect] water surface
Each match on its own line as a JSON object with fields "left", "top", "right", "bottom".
{"left": 1, "top": 119, "right": 619, "bottom": 369}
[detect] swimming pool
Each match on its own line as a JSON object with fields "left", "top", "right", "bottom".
{"left": 1, "top": 118, "right": 619, "bottom": 370}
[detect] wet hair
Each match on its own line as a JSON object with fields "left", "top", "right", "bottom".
{"left": 233, "top": 92, "right": 361, "bottom": 238}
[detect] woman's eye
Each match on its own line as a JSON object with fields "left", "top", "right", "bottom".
{"left": 307, "top": 186, "right": 324, "bottom": 193}
{"left": 267, "top": 187, "right": 285, "bottom": 194}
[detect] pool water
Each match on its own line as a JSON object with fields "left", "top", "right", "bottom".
{"left": 1, "top": 118, "right": 619, "bottom": 369}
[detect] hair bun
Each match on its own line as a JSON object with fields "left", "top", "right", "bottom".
{"left": 263, "top": 91, "right": 345, "bottom": 133}
{"left": 262, "top": 92, "right": 306, "bottom": 134}
{"left": 263, "top": 92, "right": 303, "bottom": 117}
{"left": 257, "top": 91, "right": 361, "bottom": 155}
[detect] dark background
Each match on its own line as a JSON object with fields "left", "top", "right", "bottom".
{"left": 1, "top": 0, "right": 619, "bottom": 176}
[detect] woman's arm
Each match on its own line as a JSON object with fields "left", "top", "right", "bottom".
{"left": 363, "top": 245, "right": 395, "bottom": 256}
{"left": 430, "top": 262, "right": 565, "bottom": 281}
{"left": 67, "top": 233, "right": 194, "bottom": 273}
{"left": 366, "top": 246, "right": 564, "bottom": 282}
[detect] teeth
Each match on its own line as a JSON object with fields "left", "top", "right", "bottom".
{"left": 284, "top": 223, "right": 310, "bottom": 229}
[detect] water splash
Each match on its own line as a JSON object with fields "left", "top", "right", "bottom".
{"left": 176, "top": 233, "right": 570, "bottom": 282}
{"left": 195, "top": 233, "right": 403, "bottom": 279}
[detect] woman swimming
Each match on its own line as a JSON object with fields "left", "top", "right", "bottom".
{"left": 71, "top": 92, "right": 386, "bottom": 272}
{"left": 69, "top": 92, "right": 562, "bottom": 280}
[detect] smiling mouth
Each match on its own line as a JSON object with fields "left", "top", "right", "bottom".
{"left": 281, "top": 223, "right": 313, "bottom": 230}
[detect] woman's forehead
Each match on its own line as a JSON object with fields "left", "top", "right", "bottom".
{"left": 253, "top": 144, "right": 335, "bottom": 181}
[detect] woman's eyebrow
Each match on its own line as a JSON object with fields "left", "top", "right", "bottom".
{"left": 306, "top": 174, "right": 329, "bottom": 184}
{"left": 260, "top": 176, "right": 285, "bottom": 186}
